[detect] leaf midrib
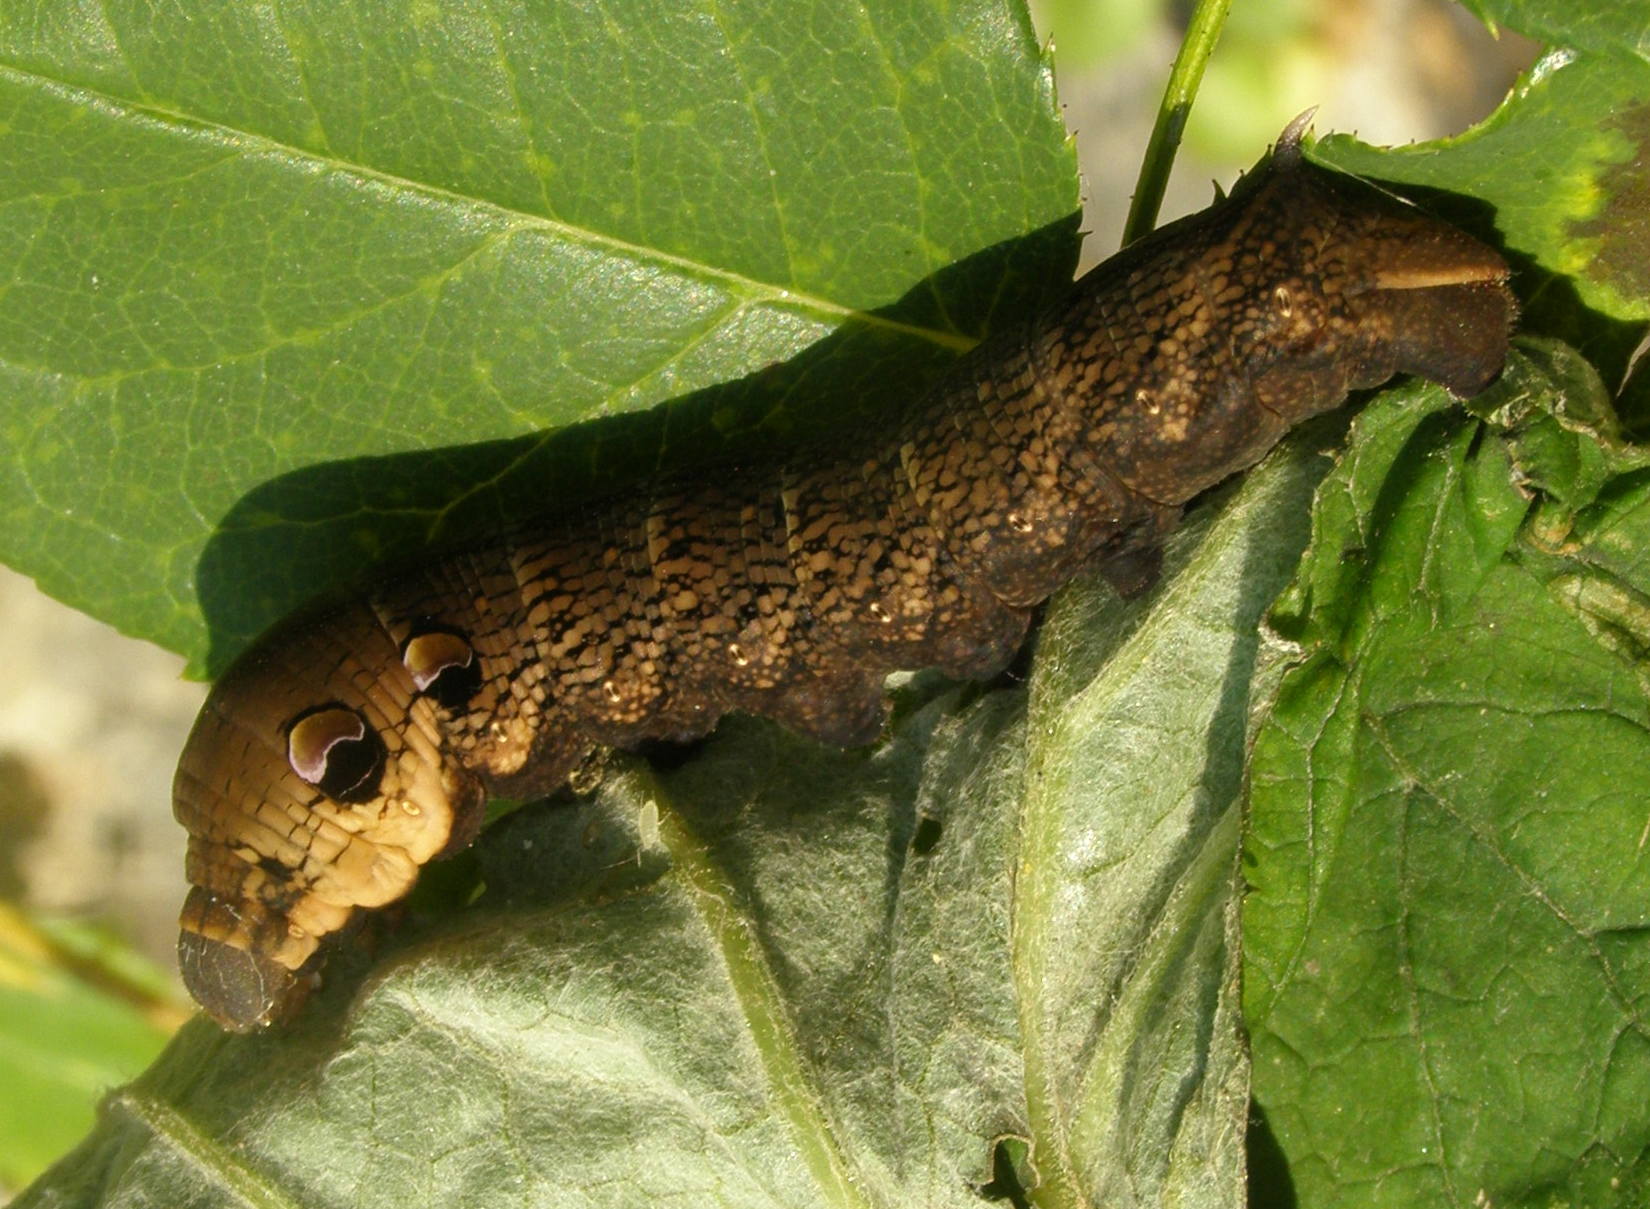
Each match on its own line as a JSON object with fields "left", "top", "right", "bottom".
{"left": 648, "top": 768, "right": 875, "bottom": 1209}
{"left": 106, "top": 1089, "right": 304, "bottom": 1209}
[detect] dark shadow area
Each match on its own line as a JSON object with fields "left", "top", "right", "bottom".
{"left": 909, "top": 813, "right": 944, "bottom": 856}
{"left": 1246, "top": 1099, "right": 1298, "bottom": 1208}
{"left": 978, "top": 1136, "right": 1033, "bottom": 1205}
{"left": 631, "top": 735, "right": 707, "bottom": 774}
{"left": 1615, "top": 342, "right": 1650, "bottom": 439}
{"left": 194, "top": 214, "right": 1082, "bottom": 678}
{"left": 1500, "top": 243, "right": 1648, "bottom": 414}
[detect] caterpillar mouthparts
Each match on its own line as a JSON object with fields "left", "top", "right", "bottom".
{"left": 172, "top": 128, "right": 1514, "bottom": 1030}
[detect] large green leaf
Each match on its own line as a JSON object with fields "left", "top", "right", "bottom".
{"left": 16, "top": 414, "right": 1331, "bottom": 1208}
{"left": 1240, "top": 16, "right": 1650, "bottom": 1205}
{"left": 0, "top": 0, "right": 1079, "bottom": 677}
{"left": 1245, "top": 342, "right": 1650, "bottom": 1208}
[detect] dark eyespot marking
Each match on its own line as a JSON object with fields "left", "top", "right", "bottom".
{"left": 402, "top": 626, "right": 483, "bottom": 710}
{"left": 285, "top": 705, "right": 387, "bottom": 803}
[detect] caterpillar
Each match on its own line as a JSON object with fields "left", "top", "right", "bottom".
{"left": 173, "top": 125, "right": 1515, "bottom": 1031}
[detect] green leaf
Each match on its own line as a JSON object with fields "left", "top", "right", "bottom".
{"left": 0, "top": 905, "right": 178, "bottom": 1193}
{"left": 1313, "top": 49, "right": 1650, "bottom": 387}
{"left": 0, "top": 0, "right": 1079, "bottom": 676}
{"left": 17, "top": 420, "right": 1330, "bottom": 1209}
{"left": 1015, "top": 429, "right": 1337, "bottom": 1205}
{"left": 1245, "top": 341, "right": 1650, "bottom": 1208}
{"left": 1242, "top": 17, "right": 1650, "bottom": 1200}
{"left": 1459, "top": 0, "right": 1650, "bottom": 59}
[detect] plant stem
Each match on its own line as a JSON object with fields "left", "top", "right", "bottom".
{"left": 1121, "top": 0, "right": 1232, "bottom": 247}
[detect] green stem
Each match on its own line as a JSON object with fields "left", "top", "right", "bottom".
{"left": 1120, "top": 0, "right": 1233, "bottom": 248}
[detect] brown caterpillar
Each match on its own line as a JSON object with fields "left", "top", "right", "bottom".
{"left": 173, "top": 127, "right": 1514, "bottom": 1030}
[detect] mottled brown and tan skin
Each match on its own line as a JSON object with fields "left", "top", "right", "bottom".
{"left": 174, "top": 131, "right": 1515, "bottom": 1030}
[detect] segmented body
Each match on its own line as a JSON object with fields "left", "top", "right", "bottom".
{"left": 174, "top": 132, "right": 1514, "bottom": 1029}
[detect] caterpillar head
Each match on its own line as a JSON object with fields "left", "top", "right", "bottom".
{"left": 173, "top": 604, "right": 485, "bottom": 1031}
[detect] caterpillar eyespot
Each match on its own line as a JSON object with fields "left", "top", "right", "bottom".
{"left": 400, "top": 626, "right": 482, "bottom": 708}
{"left": 172, "top": 126, "right": 1515, "bottom": 1031}
{"left": 285, "top": 705, "right": 384, "bottom": 802}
